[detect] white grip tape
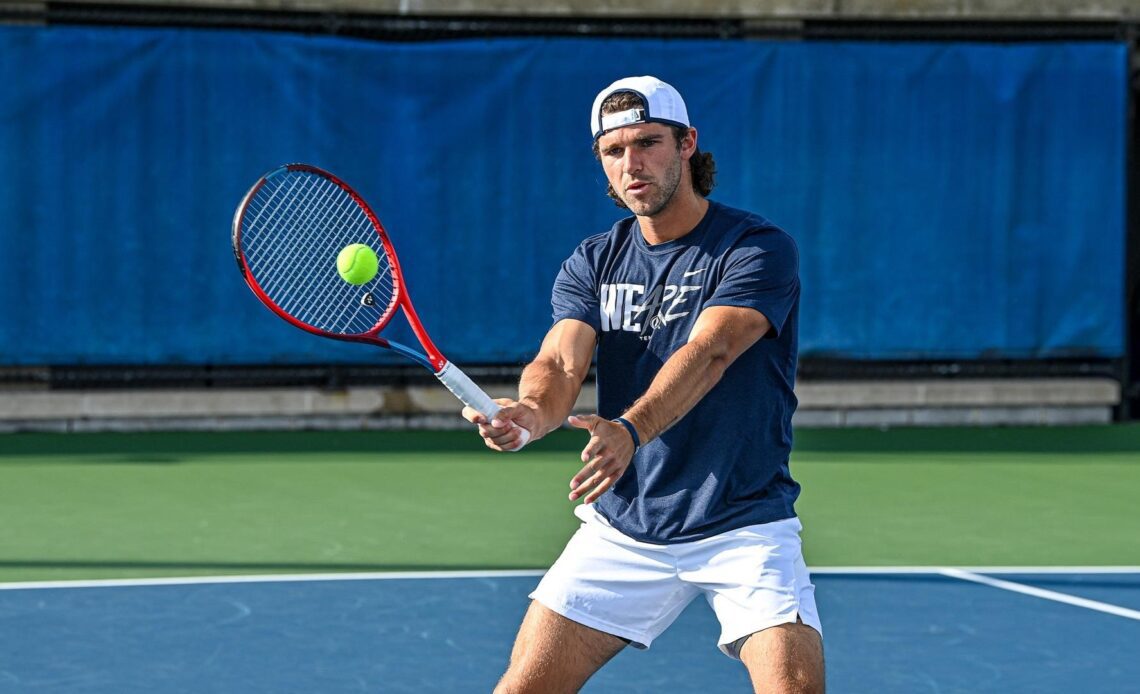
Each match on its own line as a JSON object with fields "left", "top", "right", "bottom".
{"left": 435, "top": 361, "right": 531, "bottom": 450}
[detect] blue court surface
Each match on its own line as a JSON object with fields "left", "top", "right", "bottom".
{"left": 1, "top": 568, "right": 1138, "bottom": 693}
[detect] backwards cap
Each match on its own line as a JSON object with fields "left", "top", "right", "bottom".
{"left": 590, "top": 76, "right": 690, "bottom": 140}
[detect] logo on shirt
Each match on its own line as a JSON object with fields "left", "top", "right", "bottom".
{"left": 599, "top": 280, "right": 702, "bottom": 340}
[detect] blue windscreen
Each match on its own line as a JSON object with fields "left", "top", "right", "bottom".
{"left": 0, "top": 27, "right": 1126, "bottom": 364}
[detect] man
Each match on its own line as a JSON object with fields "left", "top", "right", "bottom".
{"left": 463, "top": 76, "right": 824, "bottom": 693}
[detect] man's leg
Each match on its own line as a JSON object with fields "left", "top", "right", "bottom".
{"left": 738, "top": 619, "right": 824, "bottom": 694}
{"left": 494, "top": 600, "right": 627, "bottom": 694}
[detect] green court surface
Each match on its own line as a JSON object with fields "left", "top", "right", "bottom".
{"left": 0, "top": 425, "right": 1137, "bottom": 583}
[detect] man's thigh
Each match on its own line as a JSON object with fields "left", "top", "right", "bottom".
{"left": 739, "top": 619, "right": 824, "bottom": 694}
{"left": 495, "top": 601, "right": 627, "bottom": 694}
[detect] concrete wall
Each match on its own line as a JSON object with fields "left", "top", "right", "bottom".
{"left": 0, "top": 378, "right": 1120, "bottom": 432}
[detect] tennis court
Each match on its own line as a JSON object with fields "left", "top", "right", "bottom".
{"left": 1, "top": 426, "right": 1137, "bottom": 692}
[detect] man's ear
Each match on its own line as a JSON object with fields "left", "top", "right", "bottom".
{"left": 680, "top": 127, "right": 699, "bottom": 160}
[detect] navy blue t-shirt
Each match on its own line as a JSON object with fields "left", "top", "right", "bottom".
{"left": 551, "top": 200, "right": 801, "bottom": 543}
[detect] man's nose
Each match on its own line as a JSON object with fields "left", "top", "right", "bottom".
{"left": 621, "top": 149, "right": 642, "bottom": 174}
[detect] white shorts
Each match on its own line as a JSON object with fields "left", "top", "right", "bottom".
{"left": 530, "top": 504, "right": 822, "bottom": 659}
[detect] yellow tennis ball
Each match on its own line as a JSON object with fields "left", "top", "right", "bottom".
{"left": 336, "top": 244, "right": 379, "bottom": 285}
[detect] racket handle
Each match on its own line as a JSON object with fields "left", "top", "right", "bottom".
{"left": 435, "top": 361, "right": 532, "bottom": 450}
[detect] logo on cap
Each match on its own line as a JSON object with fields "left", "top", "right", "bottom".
{"left": 590, "top": 76, "right": 690, "bottom": 140}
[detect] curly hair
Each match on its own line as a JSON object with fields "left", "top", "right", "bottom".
{"left": 592, "top": 91, "right": 717, "bottom": 208}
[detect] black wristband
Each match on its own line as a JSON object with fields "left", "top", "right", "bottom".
{"left": 613, "top": 416, "right": 641, "bottom": 452}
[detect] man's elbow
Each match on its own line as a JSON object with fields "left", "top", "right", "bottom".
{"left": 717, "top": 315, "right": 770, "bottom": 361}
{"left": 705, "top": 352, "right": 733, "bottom": 384}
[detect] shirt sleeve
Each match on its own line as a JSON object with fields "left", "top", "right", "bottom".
{"left": 703, "top": 228, "right": 800, "bottom": 337}
{"left": 551, "top": 241, "right": 601, "bottom": 332}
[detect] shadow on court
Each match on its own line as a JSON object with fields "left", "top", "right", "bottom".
{"left": 0, "top": 430, "right": 552, "bottom": 461}
{"left": 792, "top": 423, "right": 1140, "bottom": 455}
{"left": 4, "top": 425, "right": 1140, "bottom": 463}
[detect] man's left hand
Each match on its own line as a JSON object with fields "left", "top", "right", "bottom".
{"left": 566, "top": 414, "right": 637, "bottom": 504}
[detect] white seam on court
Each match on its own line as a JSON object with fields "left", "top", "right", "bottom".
{"left": 939, "top": 567, "right": 1140, "bottom": 621}
{"left": 0, "top": 566, "right": 1136, "bottom": 592}
{"left": 0, "top": 569, "right": 546, "bottom": 591}
{"left": 809, "top": 566, "right": 1140, "bottom": 575}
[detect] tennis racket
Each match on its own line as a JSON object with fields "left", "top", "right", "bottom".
{"left": 232, "top": 163, "right": 530, "bottom": 448}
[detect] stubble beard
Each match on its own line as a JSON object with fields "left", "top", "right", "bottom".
{"left": 619, "top": 154, "right": 683, "bottom": 218}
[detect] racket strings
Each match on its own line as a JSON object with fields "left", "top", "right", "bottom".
{"left": 248, "top": 177, "right": 338, "bottom": 312}
{"left": 240, "top": 170, "right": 396, "bottom": 335}
{"left": 274, "top": 181, "right": 359, "bottom": 317}
{"left": 257, "top": 177, "right": 328, "bottom": 306}
{"left": 269, "top": 179, "right": 393, "bottom": 333}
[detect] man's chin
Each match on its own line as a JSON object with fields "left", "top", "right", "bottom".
{"left": 620, "top": 190, "right": 658, "bottom": 214}
{"left": 624, "top": 198, "right": 667, "bottom": 217}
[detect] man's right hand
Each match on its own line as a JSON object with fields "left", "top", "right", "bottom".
{"left": 462, "top": 399, "right": 537, "bottom": 452}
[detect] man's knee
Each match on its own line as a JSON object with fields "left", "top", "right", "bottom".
{"left": 494, "top": 637, "right": 559, "bottom": 694}
{"left": 494, "top": 601, "right": 625, "bottom": 694}
{"left": 491, "top": 671, "right": 532, "bottom": 694}
{"left": 739, "top": 620, "right": 825, "bottom": 694}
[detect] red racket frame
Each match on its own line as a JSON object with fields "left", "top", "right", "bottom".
{"left": 232, "top": 163, "right": 447, "bottom": 373}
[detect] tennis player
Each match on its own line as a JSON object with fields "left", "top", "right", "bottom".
{"left": 463, "top": 75, "right": 824, "bottom": 693}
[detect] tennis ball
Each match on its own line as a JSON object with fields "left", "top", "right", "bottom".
{"left": 337, "top": 244, "right": 379, "bottom": 285}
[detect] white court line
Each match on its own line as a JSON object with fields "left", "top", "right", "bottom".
{"left": 0, "top": 569, "right": 546, "bottom": 591}
{"left": 940, "top": 567, "right": 1140, "bottom": 622}
{"left": 0, "top": 566, "right": 1136, "bottom": 592}
{"left": 811, "top": 566, "right": 1140, "bottom": 575}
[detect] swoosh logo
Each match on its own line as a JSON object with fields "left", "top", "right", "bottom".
{"left": 682, "top": 268, "right": 706, "bottom": 277}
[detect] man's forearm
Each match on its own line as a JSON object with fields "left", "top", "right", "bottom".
{"left": 622, "top": 306, "right": 769, "bottom": 445}
{"left": 518, "top": 357, "right": 585, "bottom": 438}
{"left": 621, "top": 337, "right": 731, "bottom": 444}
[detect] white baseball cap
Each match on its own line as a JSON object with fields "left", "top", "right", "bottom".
{"left": 590, "top": 75, "right": 690, "bottom": 140}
